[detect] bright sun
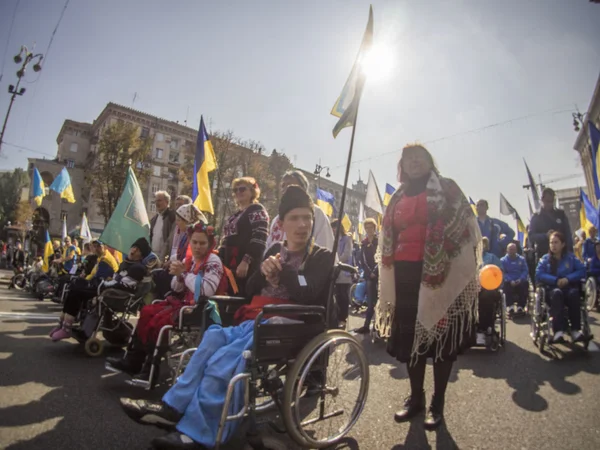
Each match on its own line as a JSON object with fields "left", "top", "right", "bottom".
{"left": 360, "top": 43, "right": 395, "bottom": 82}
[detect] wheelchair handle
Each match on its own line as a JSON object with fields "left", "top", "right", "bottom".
{"left": 337, "top": 263, "right": 358, "bottom": 274}
{"left": 208, "top": 295, "right": 248, "bottom": 303}
{"left": 261, "top": 304, "right": 325, "bottom": 316}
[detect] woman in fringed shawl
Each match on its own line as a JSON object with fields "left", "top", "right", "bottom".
{"left": 375, "top": 144, "right": 481, "bottom": 430}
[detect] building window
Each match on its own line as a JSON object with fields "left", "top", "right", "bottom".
{"left": 82, "top": 207, "right": 88, "bottom": 216}
{"left": 70, "top": 143, "right": 78, "bottom": 153}
{"left": 170, "top": 139, "right": 179, "bottom": 150}
{"left": 155, "top": 148, "right": 163, "bottom": 159}
{"left": 153, "top": 165, "right": 161, "bottom": 176}
{"left": 169, "top": 152, "right": 179, "bottom": 164}
{"left": 61, "top": 211, "right": 68, "bottom": 221}
{"left": 150, "top": 203, "right": 156, "bottom": 213}
{"left": 65, "top": 159, "right": 75, "bottom": 168}
{"left": 156, "top": 133, "right": 164, "bottom": 142}
{"left": 141, "top": 127, "right": 150, "bottom": 138}
{"left": 151, "top": 184, "right": 159, "bottom": 193}
{"left": 74, "top": 130, "right": 81, "bottom": 137}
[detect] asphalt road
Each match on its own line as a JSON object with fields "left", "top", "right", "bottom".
{"left": 2, "top": 272, "right": 600, "bottom": 450}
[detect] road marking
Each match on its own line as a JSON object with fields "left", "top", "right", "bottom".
{"left": 0, "top": 311, "right": 59, "bottom": 320}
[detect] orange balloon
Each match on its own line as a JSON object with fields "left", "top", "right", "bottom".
{"left": 480, "top": 264, "right": 503, "bottom": 291}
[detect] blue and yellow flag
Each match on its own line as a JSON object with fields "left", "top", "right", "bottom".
{"left": 589, "top": 121, "right": 600, "bottom": 201}
{"left": 42, "top": 230, "right": 54, "bottom": 272}
{"left": 100, "top": 167, "right": 150, "bottom": 255}
{"left": 383, "top": 183, "right": 395, "bottom": 207}
{"left": 330, "top": 6, "right": 373, "bottom": 138}
{"left": 49, "top": 167, "right": 75, "bottom": 203}
{"left": 516, "top": 215, "right": 528, "bottom": 247}
{"left": 316, "top": 189, "right": 335, "bottom": 217}
{"left": 580, "top": 189, "right": 598, "bottom": 233}
{"left": 342, "top": 214, "right": 352, "bottom": 233}
{"left": 469, "top": 197, "right": 477, "bottom": 215}
{"left": 32, "top": 167, "right": 46, "bottom": 206}
{"left": 192, "top": 116, "right": 217, "bottom": 214}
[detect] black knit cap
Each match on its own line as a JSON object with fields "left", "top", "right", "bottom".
{"left": 279, "top": 185, "right": 314, "bottom": 220}
{"left": 131, "top": 237, "right": 151, "bottom": 258}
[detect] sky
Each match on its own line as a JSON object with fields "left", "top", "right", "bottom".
{"left": 0, "top": 0, "right": 599, "bottom": 223}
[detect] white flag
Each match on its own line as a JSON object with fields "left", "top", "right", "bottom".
{"left": 365, "top": 170, "right": 383, "bottom": 215}
{"left": 61, "top": 216, "right": 67, "bottom": 241}
{"left": 358, "top": 201, "right": 365, "bottom": 235}
{"left": 499, "top": 193, "right": 517, "bottom": 218}
{"left": 79, "top": 213, "right": 92, "bottom": 244}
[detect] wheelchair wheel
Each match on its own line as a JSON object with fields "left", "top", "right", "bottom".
{"left": 103, "top": 321, "right": 133, "bottom": 347}
{"left": 282, "top": 330, "right": 369, "bottom": 449}
{"left": 84, "top": 337, "right": 104, "bottom": 357}
{"left": 12, "top": 274, "right": 27, "bottom": 290}
{"left": 530, "top": 287, "right": 544, "bottom": 345}
{"left": 585, "top": 278, "right": 597, "bottom": 311}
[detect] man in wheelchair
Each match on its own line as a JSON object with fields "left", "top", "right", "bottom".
{"left": 535, "top": 231, "right": 586, "bottom": 344}
{"left": 477, "top": 237, "right": 503, "bottom": 346}
{"left": 106, "top": 222, "right": 226, "bottom": 382}
{"left": 120, "top": 185, "right": 334, "bottom": 450}
{"left": 501, "top": 243, "right": 529, "bottom": 315}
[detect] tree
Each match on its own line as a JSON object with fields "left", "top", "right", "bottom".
{"left": 0, "top": 168, "right": 29, "bottom": 231}
{"left": 266, "top": 149, "right": 293, "bottom": 216}
{"left": 86, "top": 122, "right": 152, "bottom": 224}
{"left": 14, "top": 200, "right": 33, "bottom": 241}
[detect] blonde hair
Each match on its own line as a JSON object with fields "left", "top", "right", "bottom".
{"left": 232, "top": 176, "right": 260, "bottom": 202}
{"left": 363, "top": 218, "right": 377, "bottom": 228}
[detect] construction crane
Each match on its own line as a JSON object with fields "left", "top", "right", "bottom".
{"left": 522, "top": 173, "right": 582, "bottom": 191}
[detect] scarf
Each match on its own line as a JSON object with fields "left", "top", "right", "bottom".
{"left": 375, "top": 171, "right": 482, "bottom": 363}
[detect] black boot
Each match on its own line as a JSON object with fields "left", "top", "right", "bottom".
{"left": 424, "top": 394, "right": 445, "bottom": 430}
{"left": 106, "top": 335, "right": 146, "bottom": 375}
{"left": 133, "top": 343, "right": 162, "bottom": 383}
{"left": 120, "top": 398, "right": 182, "bottom": 429}
{"left": 394, "top": 390, "right": 425, "bottom": 423}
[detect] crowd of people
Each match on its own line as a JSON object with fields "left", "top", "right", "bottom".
{"left": 11, "top": 144, "right": 592, "bottom": 449}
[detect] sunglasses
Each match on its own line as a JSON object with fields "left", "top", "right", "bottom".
{"left": 232, "top": 186, "right": 248, "bottom": 194}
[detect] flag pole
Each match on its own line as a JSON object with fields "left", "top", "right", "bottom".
{"left": 327, "top": 95, "right": 362, "bottom": 327}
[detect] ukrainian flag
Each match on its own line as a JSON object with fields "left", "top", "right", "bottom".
{"left": 469, "top": 197, "right": 477, "bottom": 215}
{"left": 193, "top": 116, "right": 217, "bottom": 214}
{"left": 49, "top": 167, "right": 75, "bottom": 203}
{"left": 580, "top": 189, "right": 598, "bottom": 233}
{"left": 316, "top": 189, "right": 335, "bottom": 217}
{"left": 589, "top": 121, "right": 600, "bottom": 201}
{"left": 330, "top": 6, "right": 373, "bottom": 138}
{"left": 383, "top": 183, "right": 395, "bottom": 207}
{"left": 42, "top": 230, "right": 54, "bottom": 272}
{"left": 32, "top": 167, "right": 46, "bottom": 206}
{"left": 516, "top": 215, "right": 528, "bottom": 247}
{"left": 342, "top": 214, "right": 352, "bottom": 233}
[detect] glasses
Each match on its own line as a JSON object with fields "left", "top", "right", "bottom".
{"left": 232, "top": 186, "right": 248, "bottom": 194}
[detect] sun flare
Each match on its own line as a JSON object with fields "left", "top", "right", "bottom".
{"left": 360, "top": 43, "right": 395, "bottom": 81}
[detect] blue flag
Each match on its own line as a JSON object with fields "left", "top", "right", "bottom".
{"left": 589, "top": 121, "right": 600, "bottom": 201}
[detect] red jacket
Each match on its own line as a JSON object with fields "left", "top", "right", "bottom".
{"left": 392, "top": 192, "right": 427, "bottom": 261}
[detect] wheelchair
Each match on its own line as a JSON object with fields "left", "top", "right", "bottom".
{"left": 584, "top": 275, "right": 600, "bottom": 312}
{"left": 73, "top": 280, "right": 152, "bottom": 357}
{"left": 122, "top": 293, "right": 248, "bottom": 390}
{"left": 529, "top": 282, "right": 594, "bottom": 354}
{"left": 473, "top": 289, "right": 507, "bottom": 351}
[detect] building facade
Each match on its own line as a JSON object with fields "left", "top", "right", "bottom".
{"left": 574, "top": 72, "right": 600, "bottom": 206}
{"left": 555, "top": 186, "right": 588, "bottom": 235}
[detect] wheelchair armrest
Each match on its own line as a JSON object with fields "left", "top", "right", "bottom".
{"left": 337, "top": 263, "right": 358, "bottom": 275}
{"left": 208, "top": 295, "right": 248, "bottom": 303}
{"left": 261, "top": 304, "right": 325, "bottom": 316}
{"left": 151, "top": 299, "right": 163, "bottom": 304}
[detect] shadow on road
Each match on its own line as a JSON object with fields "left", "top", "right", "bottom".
{"left": 455, "top": 339, "right": 600, "bottom": 412}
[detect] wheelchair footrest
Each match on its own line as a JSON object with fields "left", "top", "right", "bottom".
{"left": 125, "top": 378, "right": 151, "bottom": 389}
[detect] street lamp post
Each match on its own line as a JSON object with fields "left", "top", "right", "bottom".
{"left": 313, "top": 163, "right": 331, "bottom": 190}
{"left": 0, "top": 45, "right": 44, "bottom": 155}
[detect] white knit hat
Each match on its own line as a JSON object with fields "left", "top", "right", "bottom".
{"left": 176, "top": 204, "right": 206, "bottom": 225}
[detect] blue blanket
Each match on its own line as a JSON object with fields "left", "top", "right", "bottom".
{"left": 163, "top": 321, "right": 254, "bottom": 446}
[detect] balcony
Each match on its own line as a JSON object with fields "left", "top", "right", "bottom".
{"left": 168, "top": 154, "right": 181, "bottom": 165}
